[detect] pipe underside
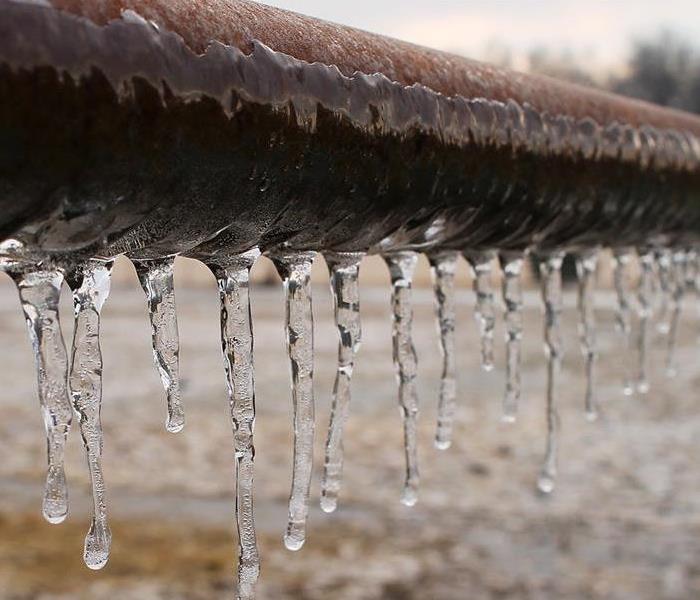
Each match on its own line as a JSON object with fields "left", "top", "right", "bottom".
{"left": 0, "top": 0, "right": 699, "bottom": 260}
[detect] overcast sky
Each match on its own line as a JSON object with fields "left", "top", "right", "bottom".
{"left": 263, "top": 1, "right": 700, "bottom": 72}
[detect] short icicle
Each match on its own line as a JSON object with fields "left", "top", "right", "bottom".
{"left": 383, "top": 251, "right": 420, "bottom": 506}
{"left": 133, "top": 256, "right": 185, "bottom": 433}
{"left": 612, "top": 249, "right": 635, "bottom": 395}
{"left": 427, "top": 251, "right": 458, "bottom": 448}
{"left": 537, "top": 251, "right": 565, "bottom": 495}
{"left": 636, "top": 249, "right": 655, "bottom": 394}
{"left": 208, "top": 248, "right": 261, "bottom": 600}
{"left": 66, "top": 259, "right": 114, "bottom": 570}
{"left": 655, "top": 248, "right": 673, "bottom": 335}
{"left": 320, "top": 252, "right": 363, "bottom": 513}
{"left": 666, "top": 250, "right": 688, "bottom": 378}
{"left": 12, "top": 268, "right": 72, "bottom": 524}
{"left": 575, "top": 249, "right": 600, "bottom": 419}
{"left": 499, "top": 251, "right": 525, "bottom": 423}
{"left": 270, "top": 250, "right": 316, "bottom": 551}
{"left": 464, "top": 250, "right": 497, "bottom": 372}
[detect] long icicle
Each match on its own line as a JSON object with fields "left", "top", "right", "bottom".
{"left": 537, "top": 251, "right": 565, "bottom": 495}
{"left": 320, "top": 252, "right": 363, "bottom": 513}
{"left": 428, "top": 251, "right": 458, "bottom": 448}
{"left": 208, "top": 248, "right": 261, "bottom": 600}
{"left": 66, "top": 259, "right": 114, "bottom": 570}
{"left": 463, "top": 251, "right": 497, "bottom": 372}
{"left": 612, "top": 249, "right": 635, "bottom": 396}
{"left": 133, "top": 256, "right": 185, "bottom": 433}
{"left": 383, "top": 251, "right": 420, "bottom": 506}
{"left": 12, "top": 268, "right": 72, "bottom": 524}
{"left": 636, "top": 249, "right": 655, "bottom": 394}
{"left": 270, "top": 251, "right": 316, "bottom": 551}
{"left": 575, "top": 249, "right": 600, "bottom": 419}
{"left": 666, "top": 250, "right": 688, "bottom": 378}
{"left": 499, "top": 251, "right": 524, "bottom": 423}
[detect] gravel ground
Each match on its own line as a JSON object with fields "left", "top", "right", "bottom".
{"left": 0, "top": 258, "right": 699, "bottom": 599}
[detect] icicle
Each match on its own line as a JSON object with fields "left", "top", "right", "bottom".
{"left": 383, "top": 251, "right": 420, "bottom": 506}
{"left": 655, "top": 248, "right": 673, "bottom": 335}
{"left": 666, "top": 250, "right": 688, "bottom": 378}
{"left": 427, "top": 251, "right": 458, "bottom": 448}
{"left": 537, "top": 252, "right": 564, "bottom": 495}
{"left": 12, "top": 268, "right": 72, "bottom": 524}
{"left": 636, "top": 249, "right": 655, "bottom": 394}
{"left": 463, "top": 250, "right": 497, "bottom": 372}
{"left": 499, "top": 251, "right": 524, "bottom": 423}
{"left": 320, "top": 252, "right": 363, "bottom": 513}
{"left": 684, "top": 249, "right": 700, "bottom": 343}
{"left": 575, "top": 249, "right": 599, "bottom": 419}
{"left": 270, "top": 250, "right": 316, "bottom": 551}
{"left": 133, "top": 257, "right": 184, "bottom": 433}
{"left": 66, "top": 259, "right": 114, "bottom": 570}
{"left": 208, "top": 248, "right": 261, "bottom": 599}
{"left": 612, "top": 249, "right": 635, "bottom": 395}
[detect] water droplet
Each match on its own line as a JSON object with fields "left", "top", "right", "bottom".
{"left": 207, "top": 248, "right": 261, "bottom": 598}
{"left": 320, "top": 252, "right": 363, "bottom": 513}
{"left": 66, "top": 258, "right": 114, "bottom": 569}
{"left": 133, "top": 257, "right": 185, "bottom": 433}
{"left": 83, "top": 516, "right": 111, "bottom": 570}
{"left": 383, "top": 252, "right": 420, "bottom": 506}
{"left": 269, "top": 251, "right": 316, "bottom": 551}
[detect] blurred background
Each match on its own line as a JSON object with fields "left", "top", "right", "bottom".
{"left": 2, "top": 1, "right": 700, "bottom": 599}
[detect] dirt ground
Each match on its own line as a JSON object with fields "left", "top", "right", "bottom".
{"left": 0, "top": 255, "right": 699, "bottom": 599}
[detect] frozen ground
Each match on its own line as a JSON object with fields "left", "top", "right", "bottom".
{"left": 0, "top": 262, "right": 699, "bottom": 599}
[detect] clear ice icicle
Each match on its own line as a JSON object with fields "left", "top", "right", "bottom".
{"left": 133, "top": 257, "right": 185, "bottom": 433}
{"left": 270, "top": 251, "right": 316, "bottom": 551}
{"left": 320, "top": 252, "right": 363, "bottom": 513}
{"left": 575, "top": 249, "right": 599, "bottom": 419}
{"left": 655, "top": 248, "right": 673, "bottom": 335}
{"left": 66, "top": 259, "right": 114, "bottom": 569}
{"left": 428, "top": 251, "right": 458, "bottom": 448}
{"left": 464, "top": 251, "right": 497, "bottom": 371}
{"left": 12, "top": 268, "right": 72, "bottom": 524}
{"left": 383, "top": 252, "right": 420, "bottom": 506}
{"left": 666, "top": 250, "right": 688, "bottom": 378}
{"left": 636, "top": 249, "right": 655, "bottom": 394}
{"left": 208, "top": 248, "right": 261, "bottom": 599}
{"left": 537, "top": 252, "right": 564, "bottom": 495}
{"left": 613, "top": 249, "right": 635, "bottom": 395}
{"left": 499, "top": 251, "right": 524, "bottom": 423}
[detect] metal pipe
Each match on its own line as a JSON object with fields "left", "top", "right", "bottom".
{"left": 0, "top": 0, "right": 698, "bottom": 261}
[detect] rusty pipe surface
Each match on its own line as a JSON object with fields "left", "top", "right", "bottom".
{"left": 0, "top": 0, "right": 699, "bottom": 258}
